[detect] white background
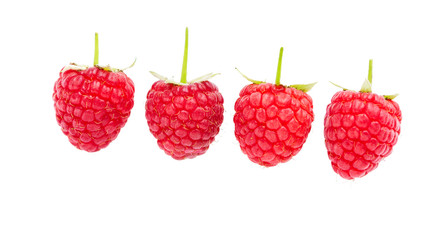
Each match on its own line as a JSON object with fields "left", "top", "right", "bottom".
{"left": 1, "top": 0, "right": 440, "bottom": 239}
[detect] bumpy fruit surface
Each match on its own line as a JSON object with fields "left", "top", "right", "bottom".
{"left": 324, "top": 91, "right": 401, "bottom": 179}
{"left": 145, "top": 80, "right": 224, "bottom": 160}
{"left": 53, "top": 66, "right": 135, "bottom": 152}
{"left": 234, "top": 83, "right": 314, "bottom": 167}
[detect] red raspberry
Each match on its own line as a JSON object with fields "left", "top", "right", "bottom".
{"left": 145, "top": 80, "right": 224, "bottom": 159}
{"left": 234, "top": 47, "right": 316, "bottom": 167}
{"left": 53, "top": 33, "right": 135, "bottom": 152}
{"left": 324, "top": 60, "right": 402, "bottom": 179}
{"left": 145, "top": 28, "right": 224, "bottom": 160}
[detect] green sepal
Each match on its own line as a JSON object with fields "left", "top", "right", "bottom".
{"left": 188, "top": 72, "right": 220, "bottom": 83}
{"left": 97, "top": 65, "right": 122, "bottom": 73}
{"left": 289, "top": 82, "right": 317, "bottom": 93}
{"left": 150, "top": 71, "right": 219, "bottom": 85}
{"left": 235, "top": 68, "right": 265, "bottom": 84}
{"left": 61, "top": 63, "right": 88, "bottom": 72}
{"left": 121, "top": 58, "right": 137, "bottom": 71}
{"left": 96, "top": 58, "right": 137, "bottom": 73}
{"left": 384, "top": 94, "right": 399, "bottom": 100}
{"left": 98, "top": 59, "right": 137, "bottom": 72}
{"left": 329, "top": 81, "right": 350, "bottom": 91}
{"left": 360, "top": 78, "right": 372, "bottom": 93}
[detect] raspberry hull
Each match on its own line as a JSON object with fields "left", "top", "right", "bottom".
{"left": 145, "top": 80, "right": 224, "bottom": 160}
{"left": 53, "top": 67, "right": 135, "bottom": 152}
{"left": 234, "top": 83, "right": 314, "bottom": 167}
{"left": 324, "top": 91, "right": 402, "bottom": 179}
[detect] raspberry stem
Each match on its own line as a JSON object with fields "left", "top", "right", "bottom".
{"left": 275, "top": 47, "right": 284, "bottom": 86}
{"left": 368, "top": 59, "right": 373, "bottom": 84}
{"left": 360, "top": 59, "right": 373, "bottom": 93}
{"left": 94, "top": 33, "right": 99, "bottom": 66}
{"left": 180, "top": 27, "right": 189, "bottom": 84}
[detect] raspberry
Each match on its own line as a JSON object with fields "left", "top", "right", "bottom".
{"left": 324, "top": 60, "right": 402, "bottom": 179}
{"left": 146, "top": 80, "right": 224, "bottom": 159}
{"left": 53, "top": 33, "right": 135, "bottom": 152}
{"left": 234, "top": 47, "right": 316, "bottom": 167}
{"left": 145, "top": 28, "right": 224, "bottom": 160}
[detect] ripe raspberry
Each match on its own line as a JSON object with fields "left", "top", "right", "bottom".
{"left": 234, "top": 47, "right": 316, "bottom": 167}
{"left": 53, "top": 33, "right": 135, "bottom": 152}
{"left": 324, "top": 60, "right": 402, "bottom": 179}
{"left": 145, "top": 28, "right": 224, "bottom": 160}
{"left": 146, "top": 80, "right": 224, "bottom": 159}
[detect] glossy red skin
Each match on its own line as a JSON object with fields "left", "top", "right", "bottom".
{"left": 53, "top": 67, "right": 135, "bottom": 152}
{"left": 234, "top": 83, "right": 314, "bottom": 167}
{"left": 324, "top": 91, "right": 402, "bottom": 179}
{"left": 145, "top": 80, "right": 224, "bottom": 160}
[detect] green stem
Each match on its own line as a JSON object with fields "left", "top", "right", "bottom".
{"left": 368, "top": 59, "right": 373, "bottom": 84}
{"left": 94, "top": 33, "right": 99, "bottom": 66}
{"left": 275, "top": 47, "right": 284, "bottom": 85}
{"left": 360, "top": 59, "right": 373, "bottom": 93}
{"left": 180, "top": 27, "right": 189, "bottom": 84}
